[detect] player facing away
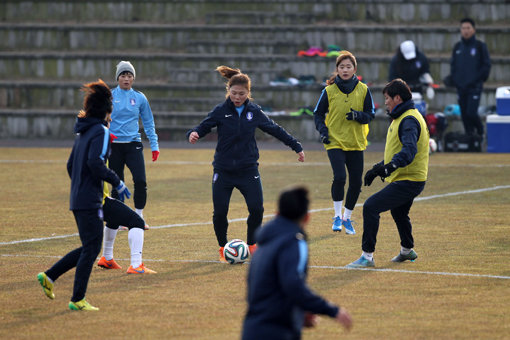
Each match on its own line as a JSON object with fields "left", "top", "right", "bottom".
{"left": 242, "top": 186, "right": 352, "bottom": 339}
{"left": 187, "top": 66, "right": 305, "bottom": 262}
{"left": 108, "top": 61, "right": 160, "bottom": 225}
{"left": 37, "top": 80, "right": 131, "bottom": 311}
{"left": 347, "top": 78, "right": 429, "bottom": 268}
{"left": 313, "top": 50, "right": 375, "bottom": 234}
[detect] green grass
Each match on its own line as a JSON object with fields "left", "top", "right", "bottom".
{"left": 1, "top": 147, "right": 509, "bottom": 339}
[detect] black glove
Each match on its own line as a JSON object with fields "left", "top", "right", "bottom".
{"left": 346, "top": 109, "right": 362, "bottom": 121}
{"left": 364, "top": 162, "right": 397, "bottom": 186}
{"left": 320, "top": 133, "right": 330, "bottom": 144}
{"left": 364, "top": 163, "right": 383, "bottom": 186}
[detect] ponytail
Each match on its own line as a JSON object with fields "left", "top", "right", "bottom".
{"left": 216, "top": 65, "right": 252, "bottom": 99}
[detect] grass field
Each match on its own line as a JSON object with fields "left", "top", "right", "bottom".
{"left": 1, "top": 145, "right": 509, "bottom": 339}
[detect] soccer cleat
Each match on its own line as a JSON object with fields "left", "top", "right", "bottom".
{"left": 126, "top": 263, "right": 156, "bottom": 274}
{"left": 342, "top": 219, "right": 356, "bottom": 235}
{"left": 69, "top": 299, "right": 99, "bottom": 311}
{"left": 346, "top": 256, "right": 375, "bottom": 268}
{"left": 97, "top": 256, "right": 122, "bottom": 269}
{"left": 332, "top": 216, "right": 342, "bottom": 232}
{"left": 391, "top": 249, "right": 418, "bottom": 263}
{"left": 219, "top": 247, "right": 227, "bottom": 263}
{"left": 248, "top": 244, "right": 257, "bottom": 256}
{"left": 37, "top": 272, "right": 55, "bottom": 300}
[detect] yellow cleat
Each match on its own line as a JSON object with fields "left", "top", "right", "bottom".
{"left": 126, "top": 263, "right": 156, "bottom": 274}
{"left": 69, "top": 299, "right": 99, "bottom": 311}
{"left": 37, "top": 272, "right": 55, "bottom": 300}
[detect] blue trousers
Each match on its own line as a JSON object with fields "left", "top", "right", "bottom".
{"left": 362, "top": 180, "right": 425, "bottom": 253}
{"left": 45, "top": 209, "right": 103, "bottom": 302}
{"left": 212, "top": 167, "right": 263, "bottom": 247}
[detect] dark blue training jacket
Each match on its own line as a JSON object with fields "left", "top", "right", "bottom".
{"left": 450, "top": 35, "right": 491, "bottom": 92}
{"left": 67, "top": 117, "right": 121, "bottom": 210}
{"left": 388, "top": 48, "right": 431, "bottom": 93}
{"left": 386, "top": 99, "right": 422, "bottom": 167}
{"left": 242, "top": 216, "right": 339, "bottom": 340}
{"left": 313, "top": 75, "right": 375, "bottom": 136}
{"left": 187, "top": 98, "right": 303, "bottom": 171}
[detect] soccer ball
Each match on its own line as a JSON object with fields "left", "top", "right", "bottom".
{"left": 429, "top": 138, "right": 438, "bottom": 154}
{"left": 223, "top": 239, "right": 250, "bottom": 264}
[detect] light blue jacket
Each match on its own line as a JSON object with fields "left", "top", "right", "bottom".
{"left": 110, "top": 86, "right": 159, "bottom": 151}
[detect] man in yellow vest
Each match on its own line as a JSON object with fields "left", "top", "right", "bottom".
{"left": 347, "top": 78, "right": 429, "bottom": 268}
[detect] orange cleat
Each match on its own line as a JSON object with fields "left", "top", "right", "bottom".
{"left": 219, "top": 247, "right": 227, "bottom": 263}
{"left": 248, "top": 244, "right": 257, "bottom": 256}
{"left": 97, "top": 256, "right": 122, "bottom": 269}
{"left": 126, "top": 263, "right": 156, "bottom": 274}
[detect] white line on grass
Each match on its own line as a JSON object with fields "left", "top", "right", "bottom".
{"left": 2, "top": 184, "right": 510, "bottom": 246}
{"left": 3, "top": 253, "right": 509, "bottom": 280}
{"left": 2, "top": 159, "right": 510, "bottom": 168}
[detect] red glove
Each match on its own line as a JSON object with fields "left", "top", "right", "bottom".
{"left": 152, "top": 150, "right": 160, "bottom": 162}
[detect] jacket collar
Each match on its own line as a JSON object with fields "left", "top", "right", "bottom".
{"left": 388, "top": 99, "right": 415, "bottom": 119}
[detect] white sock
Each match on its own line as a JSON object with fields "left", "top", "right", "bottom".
{"left": 343, "top": 208, "right": 353, "bottom": 221}
{"left": 128, "top": 227, "right": 144, "bottom": 268}
{"left": 135, "top": 209, "right": 143, "bottom": 218}
{"left": 102, "top": 226, "right": 118, "bottom": 260}
{"left": 401, "top": 247, "right": 412, "bottom": 255}
{"left": 333, "top": 201, "right": 343, "bottom": 218}
{"left": 362, "top": 251, "right": 374, "bottom": 261}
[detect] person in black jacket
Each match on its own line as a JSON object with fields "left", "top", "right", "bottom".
{"left": 450, "top": 18, "right": 491, "bottom": 136}
{"left": 37, "top": 79, "right": 131, "bottom": 311}
{"left": 389, "top": 40, "right": 435, "bottom": 100}
{"left": 242, "top": 186, "right": 352, "bottom": 340}
{"left": 187, "top": 66, "right": 305, "bottom": 261}
{"left": 347, "top": 79, "right": 429, "bottom": 268}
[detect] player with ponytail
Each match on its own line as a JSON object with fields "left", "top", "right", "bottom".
{"left": 187, "top": 66, "right": 305, "bottom": 262}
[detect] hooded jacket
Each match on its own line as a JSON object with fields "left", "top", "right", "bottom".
{"left": 242, "top": 216, "right": 339, "bottom": 340}
{"left": 314, "top": 75, "right": 375, "bottom": 137}
{"left": 188, "top": 98, "right": 303, "bottom": 171}
{"left": 67, "top": 117, "right": 121, "bottom": 210}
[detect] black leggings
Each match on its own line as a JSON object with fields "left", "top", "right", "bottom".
{"left": 327, "top": 149, "right": 363, "bottom": 210}
{"left": 109, "top": 142, "right": 147, "bottom": 209}
{"left": 103, "top": 196, "right": 145, "bottom": 230}
{"left": 212, "top": 167, "right": 263, "bottom": 247}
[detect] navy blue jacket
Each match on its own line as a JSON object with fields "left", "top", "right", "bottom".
{"left": 313, "top": 75, "right": 375, "bottom": 136}
{"left": 188, "top": 98, "right": 303, "bottom": 171}
{"left": 67, "top": 117, "right": 121, "bottom": 210}
{"left": 450, "top": 35, "right": 491, "bottom": 93}
{"left": 242, "top": 216, "right": 339, "bottom": 340}
{"left": 388, "top": 48, "right": 431, "bottom": 94}
{"left": 385, "top": 100, "right": 422, "bottom": 167}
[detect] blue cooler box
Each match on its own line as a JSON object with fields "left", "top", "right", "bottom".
{"left": 496, "top": 87, "right": 510, "bottom": 115}
{"left": 487, "top": 115, "right": 510, "bottom": 153}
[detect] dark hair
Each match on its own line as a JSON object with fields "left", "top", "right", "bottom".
{"left": 460, "top": 18, "right": 475, "bottom": 28}
{"left": 78, "top": 79, "right": 112, "bottom": 119}
{"left": 278, "top": 186, "right": 309, "bottom": 222}
{"left": 383, "top": 78, "right": 412, "bottom": 102}
{"left": 327, "top": 50, "right": 357, "bottom": 85}
{"left": 216, "top": 65, "right": 252, "bottom": 99}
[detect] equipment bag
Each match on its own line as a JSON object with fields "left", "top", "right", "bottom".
{"left": 444, "top": 132, "right": 482, "bottom": 152}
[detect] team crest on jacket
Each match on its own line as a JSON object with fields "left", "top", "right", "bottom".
{"left": 130, "top": 98, "right": 136, "bottom": 106}
{"left": 246, "top": 112, "right": 253, "bottom": 121}
{"left": 470, "top": 48, "right": 476, "bottom": 56}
